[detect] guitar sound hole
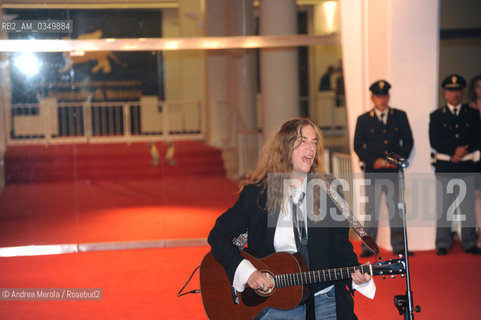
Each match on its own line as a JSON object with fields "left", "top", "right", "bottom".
{"left": 241, "top": 287, "right": 269, "bottom": 307}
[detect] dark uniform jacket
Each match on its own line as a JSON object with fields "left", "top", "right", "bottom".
{"left": 429, "top": 104, "right": 481, "bottom": 173}
{"left": 354, "top": 107, "right": 413, "bottom": 172}
{"left": 208, "top": 182, "right": 360, "bottom": 320}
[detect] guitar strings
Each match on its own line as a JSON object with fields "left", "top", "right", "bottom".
{"left": 273, "top": 261, "right": 405, "bottom": 288}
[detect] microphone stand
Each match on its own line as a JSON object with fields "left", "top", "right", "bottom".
{"left": 391, "top": 161, "right": 421, "bottom": 319}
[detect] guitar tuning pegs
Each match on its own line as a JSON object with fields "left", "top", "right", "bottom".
{"left": 401, "top": 274, "right": 405, "bottom": 278}
{"left": 391, "top": 275, "right": 396, "bottom": 279}
{"left": 382, "top": 275, "right": 386, "bottom": 280}
{"left": 398, "top": 254, "right": 403, "bottom": 258}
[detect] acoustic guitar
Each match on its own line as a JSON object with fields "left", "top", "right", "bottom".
{"left": 200, "top": 250, "right": 405, "bottom": 320}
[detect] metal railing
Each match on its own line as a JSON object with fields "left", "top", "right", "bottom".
{"left": 6, "top": 99, "right": 205, "bottom": 145}
{"left": 237, "top": 131, "right": 262, "bottom": 177}
{"left": 222, "top": 96, "right": 262, "bottom": 178}
{"left": 331, "top": 152, "right": 354, "bottom": 208}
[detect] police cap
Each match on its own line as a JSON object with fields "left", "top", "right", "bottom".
{"left": 442, "top": 74, "right": 466, "bottom": 90}
{"left": 369, "top": 80, "right": 391, "bottom": 95}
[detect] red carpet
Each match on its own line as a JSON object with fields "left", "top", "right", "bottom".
{"left": 0, "top": 176, "right": 240, "bottom": 247}
{"left": 356, "top": 240, "right": 481, "bottom": 320}
{"left": 0, "top": 244, "right": 480, "bottom": 319}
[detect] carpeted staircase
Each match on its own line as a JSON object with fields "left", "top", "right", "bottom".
{"left": 4, "top": 141, "right": 226, "bottom": 184}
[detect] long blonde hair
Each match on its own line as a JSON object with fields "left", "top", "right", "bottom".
{"left": 242, "top": 118, "right": 325, "bottom": 213}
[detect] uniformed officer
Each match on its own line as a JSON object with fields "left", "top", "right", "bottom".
{"left": 429, "top": 74, "right": 481, "bottom": 255}
{"left": 354, "top": 80, "right": 414, "bottom": 257}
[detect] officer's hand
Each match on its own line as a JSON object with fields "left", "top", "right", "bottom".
{"left": 373, "top": 158, "right": 387, "bottom": 169}
{"left": 454, "top": 145, "right": 468, "bottom": 158}
{"left": 450, "top": 154, "right": 460, "bottom": 163}
{"left": 373, "top": 158, "right": 396, "bottom": 169}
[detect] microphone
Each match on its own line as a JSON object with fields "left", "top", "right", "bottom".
{"left": 386, "top": 152, "right": 409, "bottom": 168}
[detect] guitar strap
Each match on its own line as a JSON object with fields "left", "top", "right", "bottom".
{"left": 233, "top": 231, "right": 248, "bottom": 249}
{"left": 317, "top": 178, "right": 380, "bottom": 255}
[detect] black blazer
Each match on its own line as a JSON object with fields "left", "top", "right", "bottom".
{"left": 208, "top": 182, "right": 360, "bottom": 319}
{"left": 354, "top": 107, "right": 413, "bottom": 172}
{"left": 429, "top": 104, "right": 481, "bottom": 157}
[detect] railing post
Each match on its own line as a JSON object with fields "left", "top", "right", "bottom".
{"left": 4, "top": 104, "right": 11, "bottom": 145}
{"left": 44, "top": 100, "right": 53, "bottom": 147}
{"left": 123, "top": 104, "right": 131, "bottom": 145}
{"left": 84, "top": 102, "right": 92, "bottom": 143}
{"left": 198, "top": 101, "right": 203, "bottom": 136}
{"left": 162, "top": 101, "right": 169, "bottom": 138}
{"left": 102, "top": 106, "right": 107, "bottom": 136}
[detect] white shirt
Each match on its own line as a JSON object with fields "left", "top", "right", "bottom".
{"left": 374, "top": 108, "right": 388, "bottom": 125}
{"left": 447, "top": 103, "right": 461, "bottom": 116}
{"left": 232, "top": 178, "right": 376, "bottom": 299}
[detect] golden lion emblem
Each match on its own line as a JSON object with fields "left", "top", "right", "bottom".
{"left": 61, "top": 30, "right": 127, "bottom": 74}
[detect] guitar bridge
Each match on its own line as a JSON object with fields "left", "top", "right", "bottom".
{"left": 231, "top": 286, "right": 239, "bottom": 305}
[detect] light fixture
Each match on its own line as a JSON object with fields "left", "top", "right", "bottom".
{"left": 322, "top": 1, "right": 338, "bottom": 34}
{"left": 14, "top": 51, "right": 41, "bottom": 77}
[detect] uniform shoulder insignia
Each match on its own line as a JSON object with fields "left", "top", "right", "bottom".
{"left": 370, "top": 110, "right": 375, "bottom": 117}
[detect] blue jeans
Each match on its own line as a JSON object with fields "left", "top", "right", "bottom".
{"left": 314, "top": 286, "right": 337, "bottom": 320}
{"left": 256, "top": 286, "right": 336, "bottom": 320}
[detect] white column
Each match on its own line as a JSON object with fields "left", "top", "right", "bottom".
{"left": 225, "top": 0, "right": 257, "bottom": 134}
{"left": 340, "top": 0, "right": 440, "bottom": 251}
{"left": 259, "top": 0, "right": 299, "bottom": 139}
{"left": 205, "top": 0, "right": 227, "bottom": 147}
{"left": 388, "top": 0, "right": 439, "bottom": 251}
{"left": 178, "top": 0, "right": 205, "bottom": 132}
{"left": 205, "top": 0, "right": 257, "bottom": 148}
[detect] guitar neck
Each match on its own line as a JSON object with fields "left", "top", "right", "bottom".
{"left": 274, "top": 264, "right": 372, "bottom": 288}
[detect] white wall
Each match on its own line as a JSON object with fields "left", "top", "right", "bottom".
{"left": 205, "top": 0, "right": 228, "bottom": 147}
{"left": 387, "top": 0, "right": 440, "bottom": 251}
{"left": 340, "top": 0, "right": 440, "bottom": 251}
